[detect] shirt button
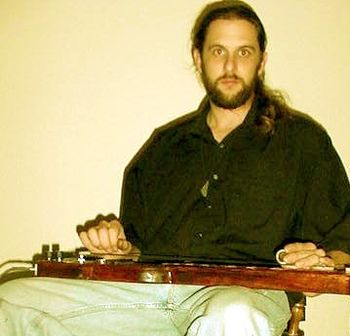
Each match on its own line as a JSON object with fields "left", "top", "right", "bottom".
{"left": 219, "top": 143, "right": 225, "bottom": 149}
{"left": 213, "top": 174, "right": 219, "bottom": 180}
{"left": 196, "top": 232, "right": 203, "bottom": 239}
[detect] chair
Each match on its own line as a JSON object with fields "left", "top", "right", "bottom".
{"left": 283, "top": 297, "right": 306, "bottom": 336}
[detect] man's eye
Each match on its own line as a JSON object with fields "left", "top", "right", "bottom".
{"left": 238, "top": 49, "right": 250, "bottom": 57}
{"left": 213, "top": 48, "right": 224, "bottom": 56}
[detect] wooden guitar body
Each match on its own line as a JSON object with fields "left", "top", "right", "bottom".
{"left": 36, "top": 259, "right": 350, "bottom": 294}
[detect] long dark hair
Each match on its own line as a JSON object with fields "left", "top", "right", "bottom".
{"left": 191, "top": 0, "right": 292, "bottom": 135}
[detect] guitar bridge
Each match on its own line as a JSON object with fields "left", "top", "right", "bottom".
{"left": 138, "top": 268, "right": 172, "bottom": 284}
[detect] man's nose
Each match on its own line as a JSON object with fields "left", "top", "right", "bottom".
{"left": 224, "top": 54, "right": 237, "bottom": 74}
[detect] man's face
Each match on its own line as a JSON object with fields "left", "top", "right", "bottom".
{"left": 193, "top": 19, "right": 267, "bottom": 109}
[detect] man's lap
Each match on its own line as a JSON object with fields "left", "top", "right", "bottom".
{"left": 0, "top": 277, "right": 290, "bottom": 336}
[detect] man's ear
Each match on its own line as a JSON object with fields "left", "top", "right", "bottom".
{"left": 258, "top": 51, "right": 268, "bottom": 77}
{"left": 192, "top": 48, "right": 202, "bottom": 74}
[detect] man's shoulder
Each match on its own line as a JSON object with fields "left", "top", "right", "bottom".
{"left": 125, "top": 109, "right": 201, "bottom": 170}
{"left": 154, "top": 97, "right": 209, "bottom": 138}
{"left": 282, "top": 109, "right": 327, "bottom": 137}
{"left": 155, "top": 110, "right": 200, "bottom": 137}
{"left": 279, "top": 108, "right": 332, "bottom": 150}
{"left": 142, "top": 109, "right": 202, "bottom": 150}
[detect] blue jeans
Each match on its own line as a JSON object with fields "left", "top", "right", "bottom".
{"left": 0, "top": 277, "right": 290, "bottom": 335}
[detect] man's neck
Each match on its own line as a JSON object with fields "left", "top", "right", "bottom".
{"left": 207, "top": 94, "right": 254, "bottom": 143}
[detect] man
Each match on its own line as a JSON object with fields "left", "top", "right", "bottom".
{"left": 80, "top": 1, "right": 349, "bottom": 274}
{"left": 1, "top": 1, "right": 350, "bottom": 335}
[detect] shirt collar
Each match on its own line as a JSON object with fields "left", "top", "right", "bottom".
{"left": 188, "top": 95, "right": 261, "bottom": 141}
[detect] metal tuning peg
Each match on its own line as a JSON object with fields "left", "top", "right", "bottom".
{"left": 41, "top": 244, "right": 50, "bottom": 260}
{"left": 51, "top": 244, "right": 62, "bottom": 261}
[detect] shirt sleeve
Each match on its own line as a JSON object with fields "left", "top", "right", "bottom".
{"left": 118, "top": 130, "right": 161, "bottom": 252}
{"left": 302, "top": 130, "right": 350, "bottom": 253}
{"left": 119, "top": 162, "right": 146, "bottom": 251}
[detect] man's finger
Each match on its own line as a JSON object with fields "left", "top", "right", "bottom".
{"left": 293, "top": 254, "right": 320, "bottom": 268}
{"left": 97, "top": 224, "right": 112, "bottom": 252}
{"left": 108, "top": 226, "right": 120, "bottom": 252}
{"left": 86, "top": 227, "right": 101, "bottom": 249}
{"left": 283, "top": 249, "right": 324, "bottom": 264}
{"left": 284, "top": 242, "right": 317, "bottom": 253}
{"left": 116, "top": 239, "right": 132, "bottom": 252}
{"left": 79, "top": 231, "right": 103, "bottom": 254}
{"left": 319, "top": 256, "right": 335, "bottom": 267}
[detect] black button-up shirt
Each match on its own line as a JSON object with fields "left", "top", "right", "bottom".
{"left": 120, "top": 96, "right": 350, "bottom": 264}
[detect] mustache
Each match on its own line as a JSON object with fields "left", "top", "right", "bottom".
{"left": 218, "top": 74, "right": 243, "bottom": 81}
{"left": 215, "top": 74, "right": 245, "bottom": 86}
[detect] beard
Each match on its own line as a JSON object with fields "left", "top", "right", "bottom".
{"left": 201, "top": 68, "right": 259, "bottom": 110}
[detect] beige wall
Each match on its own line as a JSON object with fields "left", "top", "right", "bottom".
{"left": 0, "top": 1, "right": 349, "bottom": 335}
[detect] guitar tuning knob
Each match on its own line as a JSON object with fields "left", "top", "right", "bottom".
{"left": 51, "top": 244, "right": 60, "bottom": 252}
{"left": 41, "top": 244, "right": 50, "bottom": 260}
{"left": 50, "top": 243, "right": 62, "bottom": 261}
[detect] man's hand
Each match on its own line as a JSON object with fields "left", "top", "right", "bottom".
{"left": 77, "top": 214, "right": 140, "bottom": 260}
{"left": 281, "top": 242, "right": 334, "bottom": 269}
{"left": 277, "top": 242, "right": 335, "bottom": 297}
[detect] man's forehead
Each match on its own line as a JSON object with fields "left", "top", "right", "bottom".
{"left": 204, "top": 18, "right": 259, "bottom": 47}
